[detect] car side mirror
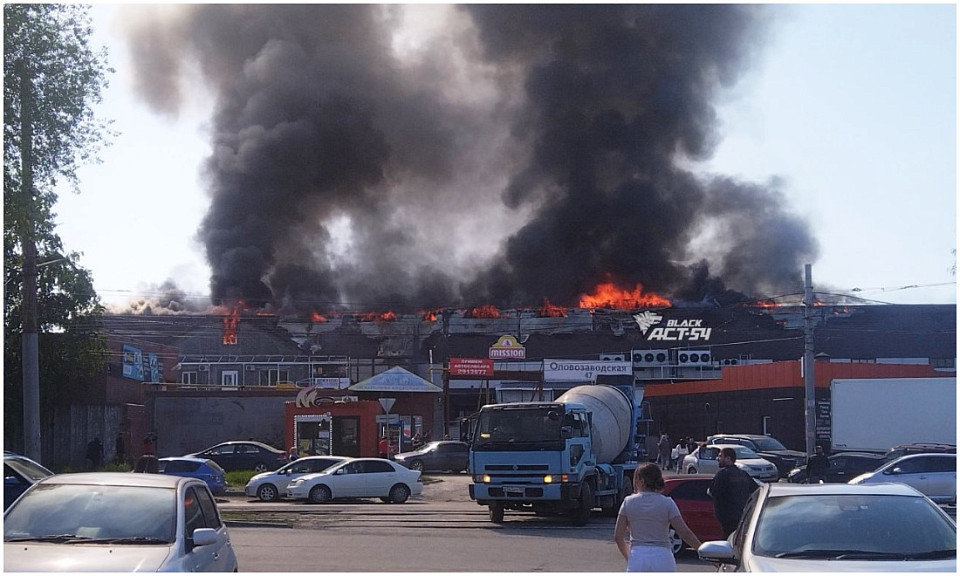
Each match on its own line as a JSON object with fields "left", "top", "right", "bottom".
{"left": 5, "top": 476, "right": 23, "bottom": 486}
{"left": 698, "top": 540, "right": 737, "bottom": 564}
{"left": 191, "top": 527, "right": 218, "bottom": 548}
{"left": 887, "top": 467, "right": 900, "bottom": 475}
{"left": 560, "top": 426, "right": 573, "bottom": 439}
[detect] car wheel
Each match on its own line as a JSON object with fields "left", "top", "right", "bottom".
{"left": 409, "top": 460, "right": 424, "bottom": 472}
{"left": 388, "top": 484, "right": 411, "bottom": 504}
{"left": 489, "top": 503, "right": 505, "bottom": 523}
{"left": 308, "top": 484, "right": 332, "bottom": 504}
{"left": 257, "top": 484, "right": 280, "bottom": 502}
{"left": 668, "top": 527, "right": 684, "bottom": 556}
{"left": 686, "top": 467, "right": 698, "bottom": 474}
{"left": 253, "top": 462, "right": 269, "bottom": 473}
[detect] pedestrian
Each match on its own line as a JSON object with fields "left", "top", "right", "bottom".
{"left": 379, "top": 437, "right": 390, "bottom": 459}
{"left": 708, "top": 447, "right": 759, "bottom": 539}
{"left": 134, "top": 454, "right": 159, "bottom": 473}
{"left": 806, "top": 445, "right": 829, "bottom": 484}
{"left": 674, "top": 439, "right": 689, "bottom": 474}
{"left": 289, "top": 446, "right": 300, "bottom": 461}
{"left": 85, "top": 437, "right": 103, "bottom": 470}
{"left": 686, "top": 437, "right": 698, "bottom": 455}
{"left": 614, "top": 462, "right": 702, "bottom": 572}
{"left": 143, "top": 431, "right": 158, "bottom": 456}
{"left": 115, "top": 432, "right": 126, "bottom": 465}
{"left": 657, "top": 433, "right": 671, "bottom": 470}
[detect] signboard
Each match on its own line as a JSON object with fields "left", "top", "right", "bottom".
{"left": 544, "top": 359, "right": 633, "bottom": 382}
{"left": 489, "top": 334, "right": 526, "bottom": 359}
{"left": 122, "top": 344, "right": 143, "bottom": 381}
{"left": 633, "top": 311, "right": 712, "bottom": 342}
{"left": 450, "top": 357, "right": 494, "bottom": 377}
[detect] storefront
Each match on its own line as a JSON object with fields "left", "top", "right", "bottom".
{"left": 284, "top": 395, "right": 381, "bottom": 458}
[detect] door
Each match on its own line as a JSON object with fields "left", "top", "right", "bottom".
{"left": 923, "top": 456, "right": 956, "bottom": 503}
{"left": 332, "top": 417, "right": 360, "bottom": 457}
{"left": 221, "top": 370, "right": 239, "bottom": 391}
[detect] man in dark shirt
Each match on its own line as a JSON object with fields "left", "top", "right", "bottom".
{"left": 709, "top": 447, "right": 759, "bottom": 538}
{"left": 806, "top": 445, "right": 829, "bottom": 484}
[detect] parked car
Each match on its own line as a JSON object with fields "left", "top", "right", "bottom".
{"left": 158, "top": 457, "right": 227, "bottom": 496}
{"left": 4, "top": 452, "right": 54, "bottom": 511}
{"left": 662, "top": 475, "right": 725, "bottom": 555}
{"left": 697, "top": 482, "right": 956, "bottom": 571}
{"left": 883, "top": 443, "right": 956, "bottom": 462}
{"left": 682, "top": 444, "right": 779, "bottom": 482}
{"left": 186, "top": 440, "right": 288, "bottom": 472}
{"left": 849, "top": 453, "right": 956, "bottom": 504}
{"left": 3, "top": 472, "right": 238, "bottom": 572}
{"left": 285, "top": 458, "right": 423, "bottom": 504}
{"left": 245, "top": 456, "right": 350, "bottom": 502}
{"left": 394, "top": 441, "right": 469, "bottom": 473}
{"left": 707, "top": 434, "right": 806, "bottom": 478}
{"left": 787, "top": 452, "right": 885, "bottom": 484}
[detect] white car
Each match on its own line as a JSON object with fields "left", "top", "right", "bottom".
{"left": 245, "top": 456, "right": 350, "bottom": 501}
{"left": 698, "top": 482, "right": 956, "bottom": 571}
{"left": 4, "top": 472, "right": 238, "bottom": 572}
{"left": 286, "top": 458, "right": 423, "bottom": 504}
{"left": 849, "top": 453, "right": 956, "bottom": 504}
{"left": 682, "top": 444, "right": 779, "bottom": 482}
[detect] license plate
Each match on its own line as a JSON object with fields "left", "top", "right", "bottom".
{"left": 505, "top": 487, "right": 523, "bottom": 496}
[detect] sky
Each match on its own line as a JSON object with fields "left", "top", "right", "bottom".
{"left": 54, "top": 4, "right": 957, "bottom": 311}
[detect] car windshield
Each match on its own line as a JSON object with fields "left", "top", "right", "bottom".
{"left": 734, "top": 446, "right": 761, "bottom": 460}
{"left": 751, "top": 437, "right": 788, "bottom": 451}
{"left": 4, "top": 484, "right": 177, "bottom": 544}
{"left": 752, "top": 494, "right": 956, "bottom": 559}
{"left": 417, "top": 442, "right": 441, "bottom": 453}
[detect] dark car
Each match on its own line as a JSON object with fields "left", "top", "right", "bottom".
{"left": 186, "top": 441, "right": 288, "bottom": 473}
{"left": 883, "top": 443, "right": 956, "bottom": 462}
{"left": 787, "top": 451, "right": 885, "bottom": 484}
{"left": 662, "top": 475, "right": 724, "bottom": 555}
{"left": 394, "top": 441, "right": 469, "bottom": 473}
{"left": 4, "top": 452, "right": 54, "bottom": 510}
{"left": 707, "top": 434, "right": 807, "bottom": 478}
{"left": 158, "top": 456, "right": 228, "bottom": 495}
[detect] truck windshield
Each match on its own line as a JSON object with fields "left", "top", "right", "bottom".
{"left": 473, "top": 407, "right": 565, "bottom": 451}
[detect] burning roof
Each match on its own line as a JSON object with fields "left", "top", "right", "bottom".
{"left": 122, "top": 5, "right": 818, "bottom": 314}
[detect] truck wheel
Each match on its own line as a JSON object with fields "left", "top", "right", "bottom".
{"left": 489, "top": 503, "right": 505, "bottom": 523}
{"left": 601, "top": 475, "right": 631, "bottom": 517}
{"left": 570, "top": 483, "right": 593, "bottom": 526}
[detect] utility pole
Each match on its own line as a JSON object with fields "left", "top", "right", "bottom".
{"left": 19, "top": 62, "right": 42, "bottom": 461}
{"left": 802, "top": 264, "right": 816, "bottom": 458}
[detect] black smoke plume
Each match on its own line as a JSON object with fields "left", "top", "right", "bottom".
{"left": 122, "top": 4, "right": 818, "bottom": 312}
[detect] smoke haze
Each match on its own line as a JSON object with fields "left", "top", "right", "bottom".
{"left": 121, "top": 4, "right": 818, "bottom": 313}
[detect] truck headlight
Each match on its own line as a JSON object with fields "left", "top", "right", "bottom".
{"left": 474, "top": 475, "right": 491, "bottom": 483}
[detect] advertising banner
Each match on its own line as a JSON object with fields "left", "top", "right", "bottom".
{"left": 450, "top": 357, "right": 495, "bottom": 377}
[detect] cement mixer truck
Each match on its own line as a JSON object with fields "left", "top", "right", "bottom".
{"left": 468, "top": 379, "right": 639, "bottom": 525}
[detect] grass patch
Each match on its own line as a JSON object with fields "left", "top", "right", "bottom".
{"left": 227, "top": 470, "right": 256, "bottom": 489}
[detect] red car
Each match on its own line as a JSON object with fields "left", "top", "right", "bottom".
{"left": 662, "top": 475, "right": 724, "bottom": 555}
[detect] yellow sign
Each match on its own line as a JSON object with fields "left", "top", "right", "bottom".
{"left": 489, "top": 334, "right": 525, "bottom": 359}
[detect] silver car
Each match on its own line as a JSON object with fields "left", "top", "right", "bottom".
{"left": 4, "top": 472, "right": 238, "bottom": 572}
{"left": 245, "top": 455, "right": 350, "bottom": 501}
{"left": 849, "top": 453, "right": 956, "bottom": 504}
{"left": 698, "top": 482, "right": 956, "bottom": 571}
{"left": 682, "top": 444, "right": 779, "bottom": 482}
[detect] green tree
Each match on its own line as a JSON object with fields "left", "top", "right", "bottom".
{"left": 4, "top": 4, "right": 113, "bottom": 451}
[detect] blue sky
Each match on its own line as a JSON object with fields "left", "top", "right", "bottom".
{"left": 55, "top": 4, "right": 956, "bottom": 308}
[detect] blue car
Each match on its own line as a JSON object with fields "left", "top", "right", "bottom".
{"left": 157, "top": 457, "right": 227, "bottom": 495}
{"left": 4, "top": 452, "right": 54, "bottom": 510}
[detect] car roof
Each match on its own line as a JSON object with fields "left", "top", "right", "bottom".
{"left": 710, "top": 434, "right": 767, "bottom": 440}
{"left": 665, "top": 474, "right": 715, "bottom": 482}
{"left": 36, "top": 472, "right": 202, "bottom": 489}
{"left": 705, "top": 443, "right": 759, "bottom": 452}
{"left": 207, "top": 440, "right": 280, "bottom": 450}
{"left": 886, "top": 452, "right": 957, "bottom": 464}
{"left": 158, "top": 456, "right": 210, "bottom": 464}
{"left": 765, "top": 482, "right": 928, "bottom": 498}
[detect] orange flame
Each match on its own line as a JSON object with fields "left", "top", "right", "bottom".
{"left": 311, "top": 310, "right": 328, "bottom": 323}
{"left": 538, "top": 299, "right": 567, "bottom": 318}
{"left": 466, "top": 305, "right": 500, "bottom": 319}
{"left": 359, "top": 311, "right": 397, "bottom": 322}
{"left": 578, "top": 282, "right": 670, "bottom": 310}
{"left": 222, "top": 307, "right": 240, "bottom": 345}
{"left": 420, "top": 309, "right": 439, "bottom": 322}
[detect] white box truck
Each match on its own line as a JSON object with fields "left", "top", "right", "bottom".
{"left": 830, "top": 377, "right": 956, "bottom": 453}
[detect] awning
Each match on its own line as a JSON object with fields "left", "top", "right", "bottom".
{"left": 348, "top": 366, "right": 443, "bottom": 393}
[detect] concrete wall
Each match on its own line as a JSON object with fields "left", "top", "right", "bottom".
{"left": 148, "top": 395, "right": 290, "bottom": 457}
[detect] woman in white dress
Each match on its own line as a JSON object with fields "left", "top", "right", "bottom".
{"left": 614, "top": 463, "right": 701, "bottom": 572}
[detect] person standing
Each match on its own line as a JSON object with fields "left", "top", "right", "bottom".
{"left": 379, "top": 437, "right": 390, "bottom": 459}
{"left": 614, "top": 463, "right": 701, "bottom": 572}
{"left": 674, "top": 439, "right": 689, "bottom": 474}
{"left": 657, "top": 433, "right": 671, "bottom": 470}
{"left": 708, "top": 447, "right": 759, "bottom": 539}
{"left": 806, "top": 445, "right": 829, "bottom": 484}
{"left": 85, "top": 437, "right": 103, "bottom": 470}
{"left": 289, "top": 446, "right": 300, "bottom": 461}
